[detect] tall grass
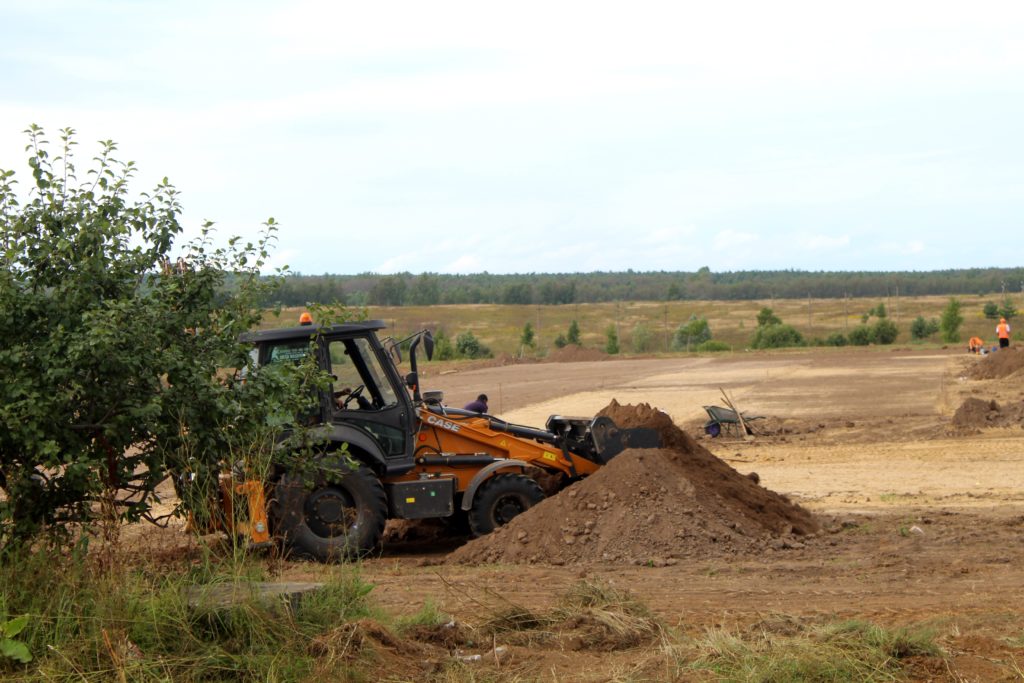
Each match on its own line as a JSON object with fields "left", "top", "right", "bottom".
{"left": 0, "top": 545, "right": 377, "bottom": 682}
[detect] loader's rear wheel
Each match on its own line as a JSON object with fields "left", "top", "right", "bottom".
{"left": 274, "top": 466, "right": 387, "bottom": 561}
{"left": 468, "top": 473, "right": 545, "bottom": 536}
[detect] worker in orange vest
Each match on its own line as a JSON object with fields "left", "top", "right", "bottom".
{"left": 996, "top": 317, "right": 1011, "bottom": 348}
{"left": 968, "top": 336, "right": 984, "bottom": 354}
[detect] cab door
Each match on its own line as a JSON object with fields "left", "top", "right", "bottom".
{"left": 326, "top": 335, "right": 414, "bottom": 464}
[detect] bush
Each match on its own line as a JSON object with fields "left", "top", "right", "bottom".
{"left": 940, "top": 298, "right": 963, "bottom": 343}
{"left": 605, "top": 325, "right": 619, "bottom": 354}
{"left": 672, "top": 315, "right": 711, "bottom": 351}
{"left": 695, "top": 340, "right": 731, "bottom": 352}
{"left": 872, "top": 319, "right": 899, "bottom": 344}
{"left": 848, "top": 326, "right": 873, "bottom": 346}
{"left": 756, "top": 307, "right": 782, "bottom": 327}
{"left": 454, "top": 331, "right": 492, "bottom": 359}
{"left": 631, "top": 322, "right": 654, "bottom": 353}
{"left": 750, "top": 324, "right": 805, "bottom": 349}
{"left": 553, "top": 333, "right": 568, "bottom": 349}
{"left": 910, "top": 316, "right": 940, "bottom": 340}
{"left": 432, "top": 329, "right": 455, "bottom": 360}
{"left": 567, "top": 320, "right": 581, "bottom": 346}
{"left": 823, "top": 333, "right": 848, "bottom": 347}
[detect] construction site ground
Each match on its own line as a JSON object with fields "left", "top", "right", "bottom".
{"left": 141, "top": 347, "right": 1024, "bottom": 680}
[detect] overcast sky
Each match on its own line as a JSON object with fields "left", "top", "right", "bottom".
{"left": 2, "top": 1, "right": 1023, "bottom": 275}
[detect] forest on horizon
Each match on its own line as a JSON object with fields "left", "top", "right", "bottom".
{"left": 268, "top": 267, "right": 1024, "bottom": 307}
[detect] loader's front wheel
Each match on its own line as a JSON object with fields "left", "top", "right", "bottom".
{"left": 274, "top": 466, "right": 387, "bottom": 561}
{"left": 468, "top": 473, "right": 545, "bottom": 536}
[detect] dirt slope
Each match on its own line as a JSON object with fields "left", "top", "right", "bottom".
{"left": 966, "top": 347, "right": 1024, "bottom": 379}
{"left": 449, "top": 401, "right": 818, "bottom": 566}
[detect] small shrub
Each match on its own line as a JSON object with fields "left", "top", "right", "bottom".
{"left": 605, "top": 325, "right": 619, "bottom": 354}
{"left": 553, "top": 333, "right": 568, "bottom": 349}
{"left": 673, "top": 315, "right": 712, "bottom": 351}
{"left": 940, "top": 298, "right": 963, "bottom": 343}
{"left": 567, "top": 320, "right": 581, "bottom": 346}
{"left": 872, "top": 319, "right": 899, "bottom": 344}
{"left": 631, "top": 323, "right": 654, "bottom": 353}
{"left": 824, "top": 333, "right": 847, "bottom": 347}
{"left": 910, "top": 316, "right": 940, "bottom": 340}
{"left": 756, "top": 307, "right": 782, "bottom": 327}
{"left": 455, "top": 331, "right": 492, "bottom": 359}
{"left": 848, "top": 325, "right": 873, "bottom": 346}
{"left": 696, "top": 340, "right": 731, "bottom": 352}
{"left": 750, "top": 323, "right": 804, "bottom": 349}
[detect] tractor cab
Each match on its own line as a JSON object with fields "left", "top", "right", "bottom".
{"left": 241, "top": 319, "right": 419, "bottom": 476}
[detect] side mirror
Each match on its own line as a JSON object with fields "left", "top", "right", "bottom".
{"left": 405, "top": 372, "right": 418, "bottom": 389}
{"left": 422, "top": 331, "right": 434, "bottom": 361}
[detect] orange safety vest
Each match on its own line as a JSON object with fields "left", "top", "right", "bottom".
{"left": 997, "top": 323, "right": 1010, "bottom": 339}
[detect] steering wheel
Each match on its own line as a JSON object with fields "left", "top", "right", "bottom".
{"left": 342, "top": 384, "right": 366, "bottom": 409}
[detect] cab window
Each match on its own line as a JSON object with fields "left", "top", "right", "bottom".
{"left": 328, "top": 337, "right": 398, "bottom": 410}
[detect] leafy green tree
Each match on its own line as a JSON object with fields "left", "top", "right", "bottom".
{"left": 910, "top": 316, "right": 940, "bottom": 340}
{"left": 940, "top": 298, "right": 963, "bottom": 343}
{"left": 631, "top": 322, "right": 654, "bottom": 352}
{"left": 553, "top": 333, "right": 568, "bottom": 349}
{"left": 983, "top": 301, "right": 1000, "bottom": 320}
{"left": 567, "top": 320, "right": 581, "bottom": 346}
{"left": 407, "top": 273, "right": 440, "bottom": 305}
{"left": 672, "top": 315, "right": 711, "bottom": 351}
{"left": 605, "top": 325, "right": 619, "bottom": 354}
{"left": 756, "top": 307, "right": 782, "bottom": 327}
{"left": 432, "top": 329, "right": 455, "bottom": 360}
{"left": 520, "top": 321, "right": 536, "bottom": 349}
{"left": 0, "top": 126, "right": 320, "bottom": 545}
{"left": 998, "top": 298, "right": 1017, "bottom": 321}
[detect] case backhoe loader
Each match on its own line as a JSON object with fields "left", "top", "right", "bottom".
{"left": 215, "top": 319, "right": 659, "bottom": 561}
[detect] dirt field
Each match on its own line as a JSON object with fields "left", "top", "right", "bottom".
{"left": 140, "top": 346, "right": 1024, "bottom": 680}
{"left": 352, "top": 347, "right": 1024, "bottom": 680}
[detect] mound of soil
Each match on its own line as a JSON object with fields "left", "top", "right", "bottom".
{"left": 448, "top": 401, "right": 819, "bottom": 566}
{"left": 543, "top": 345, "right": 610, "bottom": 363}
{"left": 952, "top": 397, "right": 1024, "bottom": 429}
{"left": 966, "top": 348, "right": 1024, "bottom": 380}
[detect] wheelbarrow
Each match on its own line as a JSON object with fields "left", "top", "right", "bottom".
{"left": 702, "top": 405, "right": 765, "bottom": 438}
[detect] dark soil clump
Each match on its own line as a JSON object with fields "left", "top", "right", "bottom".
{"left": 448, "top": 401, "right": 819, "bottom": 566}
{"left": 966, "top": 348, "right": 1024, "bottom": 380}
{"left": 952, "top": 397, "right": 1024, "bottom": 429}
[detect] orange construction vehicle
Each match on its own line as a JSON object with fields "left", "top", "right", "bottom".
{"left": 218, "top": 319, "right": 659, "bottom": 560}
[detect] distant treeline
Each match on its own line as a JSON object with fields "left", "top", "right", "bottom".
{"left": 266, "top": 267, "right": 1024, "bottom": 307}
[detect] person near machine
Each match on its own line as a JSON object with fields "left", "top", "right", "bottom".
{"left": 996, "top": 318, "right": 1011, "bottom": 348}
{"left": 463, "top": 394, "right": 489, "bottom": 413}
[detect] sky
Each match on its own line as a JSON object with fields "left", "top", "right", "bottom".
{"left": 1, "top": 0, "right": 1023, "bottom": 275}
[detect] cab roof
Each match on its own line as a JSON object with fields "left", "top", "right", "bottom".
{"left": 240, "top": 319, "right": 387, "bottom": 343}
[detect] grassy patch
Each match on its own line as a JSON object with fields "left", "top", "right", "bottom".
{"left": 0, "top": 545, "right": 379, "bottom": 682}
{"left": 676, "top": 618, "right": 942, "bottom": 682}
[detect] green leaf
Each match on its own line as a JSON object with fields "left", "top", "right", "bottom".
{"left": 1, "top": 615, "right": 28, "bottom": 638}
{"left": 0, "top": 639, "right": 32, "bottom": 663}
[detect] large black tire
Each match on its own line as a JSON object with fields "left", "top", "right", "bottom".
{"left": 273, "top": 466, "right": 388, "bottom": 561}
{"left": 468, "top": 473, "right": 545, "bottom": 536}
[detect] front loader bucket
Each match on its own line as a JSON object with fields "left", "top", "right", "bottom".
{"left": 588, "top": 416, "right": 661, "bottom": 464}
{"left": 544, "top": 415, "right": 662, "bottom": 465}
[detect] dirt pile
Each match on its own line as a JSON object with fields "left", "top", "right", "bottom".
{"left": 966, "top": 348, "right": 1024, "bottom": 380}
{"left": 449, "top": 401, "right": 819, "bottom": 566}
{"left": 952, "top": 397, "right": 1024, "bottom": 429}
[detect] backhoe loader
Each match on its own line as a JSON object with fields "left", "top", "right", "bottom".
{"left": 216, "top": 319, "right": 659, "bottom": 561}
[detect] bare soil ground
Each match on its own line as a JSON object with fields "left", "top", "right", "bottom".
{"left": 142, "top": 346, "right": 1024, "bottom": 680}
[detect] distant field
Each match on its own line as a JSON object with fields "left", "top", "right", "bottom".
{"left": 264, "top": 293, "right": 1020, "bottom": 356}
